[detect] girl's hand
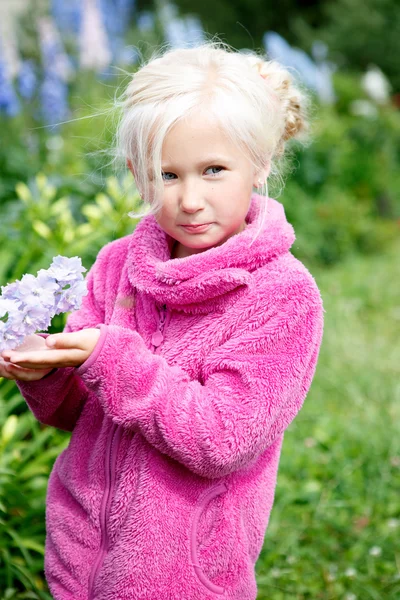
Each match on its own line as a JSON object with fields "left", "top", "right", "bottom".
{"left": 0, "top": 334, "right": 55, "bottom": 381}
{"left": 0, "top": 329, "right": 101, "bottom": 378}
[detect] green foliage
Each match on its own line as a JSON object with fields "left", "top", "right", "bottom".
{"left": 0, "top": 172, "right": 145, "bottom": 287}
{"left": 317, "top": 0, "right": 400, "bottom": 93}
{"left": 0, "top": 72, "right": 113, "bottom": 207}
{"left": 255, "top": 238, "right": 400, "bottom": 599}
{"left": 0, "top": 171, "right": 145, "bottom": 596}
{"left": 281, "top": 77, "right": 400, "bottom": 267}
{"left": 173, "top": 0, "right": 400, "bottom": 94}
{"left": 0, "top": 384, "right": 65, "bottom": 599}
{"left": 170, "top": 0, "right": 326, "bottom": 57}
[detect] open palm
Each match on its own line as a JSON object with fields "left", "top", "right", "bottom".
{"left": 0, "top": 334, "right": 54, "bottom": 381}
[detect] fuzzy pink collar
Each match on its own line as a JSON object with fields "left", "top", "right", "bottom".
{"left": 127, "top": 194, "right": 295, "bottom": 312}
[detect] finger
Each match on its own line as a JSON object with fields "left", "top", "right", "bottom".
{"left": 46, "top": 332, "right": 85, "bottom": 349}
{"left": 2, "top": 363, "right": 51, "bottom": 381}
{"left": 6, "top": 349, "right": 53, "bottom": 367}
{"left": 7, "top": 349, "right": 85, "bottom": 369}
{"left": 0, "top": 364, "right": 16, "bottom": 380}
{"left": 4, "top": 360, "right": 42, "bottom": 373}
{"left": 0, "top": 362, "right": 40, "bottom": 380}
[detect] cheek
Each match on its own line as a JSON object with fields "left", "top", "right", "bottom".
{"left": 155, "top": 199, "right": 175, "bottom": 227}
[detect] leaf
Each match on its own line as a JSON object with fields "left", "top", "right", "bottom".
{"left": 18, "top": 464, "right": 49, "bottom": 479}
{"left": 1, "top": 416, "right": 18, "bottom": 445}
{"left": 15, "top": 183, "right": 32, "bottom": 204}
{"left": 18, "top": 539, "right": 45, "bottom": 555}
{"left": 6, "top": 529, "right": 34, "bottom": 567}
{"left": 95, "top": 193, "right": 113, "bottom": 214}
{"left": 42, "top": 185, "right": 56, "bottom": 203}
{"left": 75, "top": 223, "right": 92, "bottom": 237}
{"left": 106, "top": 176, "right": 121, "bottom": 200}
{"left": 82, "top": 205, "right": 102, "bottom": 220}
{"left": 49, "top": 197, "right": 69, "bottom": 216}
{"left": 35, "top": 174, "right": 47, "bottom": 194}
{"left": 32, "top": 221, "right": 52, "bottom": 240}
{"left": 63, "top": 228, "right": 75, "bottom": 244}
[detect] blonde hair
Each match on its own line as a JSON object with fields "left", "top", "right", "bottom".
{"left": 114, "top": 38, "right": 312, "bottom": 243}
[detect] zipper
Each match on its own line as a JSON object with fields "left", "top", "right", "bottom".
{"left": 88, "top": 421, "right": 123, "bottom": 599}
{"left": 88, "top": 301, "right": 167, "bottom": 598}
{"left": 151, "top": 303, "right": 168, "bottom": 353}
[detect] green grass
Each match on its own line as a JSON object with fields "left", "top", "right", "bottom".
{"left": 1, "top": 238, "right": 399, "bottom": 599}
{"left": 256, "top": 238, "right": 400, "bottom": 599}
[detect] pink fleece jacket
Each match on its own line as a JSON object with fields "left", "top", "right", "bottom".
{"left": 16, "top": 194, "right": 324, "bottom": 600}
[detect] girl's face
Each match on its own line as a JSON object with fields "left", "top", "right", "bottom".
{"left": 150, "top": 113, "right": 266, "bottom": 259}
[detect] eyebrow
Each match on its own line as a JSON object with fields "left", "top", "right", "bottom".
{"left": 161, "top": 156, "right": 233, "bottom": 170}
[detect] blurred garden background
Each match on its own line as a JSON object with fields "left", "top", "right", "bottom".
{"left": 0, "top": 0, "right": 399, "bottom": 598}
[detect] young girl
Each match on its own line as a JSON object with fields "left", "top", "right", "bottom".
{"left": 1, "top": 41, "right": 324, "bottom": 600}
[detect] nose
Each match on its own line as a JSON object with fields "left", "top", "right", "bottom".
{"left": 179, "top": 178, "right": 204, "bottom": 212}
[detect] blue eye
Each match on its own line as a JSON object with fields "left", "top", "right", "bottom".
{"left": 161, "top": 166, "right": 224, "bottom": 180}
{"left": 206, "top": 166, "right": 223, "bottom": 176}
{"left": 161, "top": 172, "right": 175, "bottom": 180}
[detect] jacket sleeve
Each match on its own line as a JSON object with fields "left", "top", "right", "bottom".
{"left": 75, "top": 281, "right": 325, "bottom": 478}
{"left": 14, "top": 245, "right": 109, "bottom": 432}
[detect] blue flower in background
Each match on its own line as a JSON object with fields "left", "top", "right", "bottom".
{"left": 137, "top": 11, "right": 154, "bottom": 33}
{"left": 40, "top": 74, "right": 69, "bottom": 129}
{"left": 165, "top": 18, "right": 187, "bottom": 49}
{"left": 39, "top": 19, "right": 74, "bottom": 81}
{"left": 118, "top": 46, "right": 140, "bottom": 65}
{"left": 161, "top": 4, "right": 204, "bottom": 49}
{"left": 0, "top": 55, "right": 20, "bottom": 117}
{"left": 185, "top": 16, "right": 204, "bottom": 46}
{"left": 38, "top": 17, "right": 74, "bottom": 128}
{"left": 100, "top": 0, "right": 134, "bottom": 38}
{"left": 51, "top": 0, "right": 82, "bottom": 35}
{"left": 165, "top": 17, "right": 204, "bottom": 49}
{"left": 264, "top": 31, "right": 318, "bottom": 91}
{"left": 99, "top": 0, "right": 135, "bottom": 63}
{"left": 18, "top": 60, "right": 37, "bottom": 100}
{"left": 263, "top": 31, "right": 335, "bottom": 104}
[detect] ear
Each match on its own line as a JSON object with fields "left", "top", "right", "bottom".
{"left": 127, "top": 159, "right": 144, "bottom": 199}
{"left": 253, "top": 160, "right": 271, "bottom": 188}
{"left": 127, "top": 158, "right": 135, "bottom": 178}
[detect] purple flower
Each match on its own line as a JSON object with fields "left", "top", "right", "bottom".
{"left": 14, "top": 273, "right": 58, "bottom": 314}
{"left": 22, "top": 303, "right": 53, "bottom": 334}
{"left": 0, "top": 320, "right": 24, "bottom": 351}
{"left": 56, "top": 280, "right": 88, "bottom": 313}
{"left": 48, "top": 255, "right": 87, "bottom": 285}
{"left": 0, "top": 299, "right": 18, "bottom": 320}
{"left": 0, "top": 256, "right": 88, "bottom": 352}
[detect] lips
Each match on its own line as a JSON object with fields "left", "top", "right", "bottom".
{"left": 180, "top": 223, "right": 213, "bottom": 233}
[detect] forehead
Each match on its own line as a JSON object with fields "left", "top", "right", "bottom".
{"left": 161, "top": 113, "right": 246, "bottom": 167}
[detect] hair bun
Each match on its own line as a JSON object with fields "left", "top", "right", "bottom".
{"left": 244, "top": 53, "right": 310, "bottom": 156}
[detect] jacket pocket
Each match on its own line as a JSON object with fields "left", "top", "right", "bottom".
{"left": 189, "top": 482, "right": 229, "bottom": 595}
